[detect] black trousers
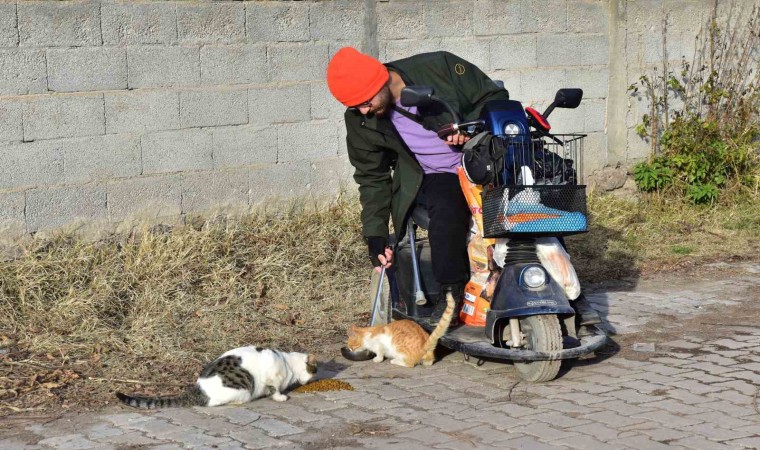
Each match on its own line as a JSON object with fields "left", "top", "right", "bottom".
{"left": 416, "top": 173, "right": 471, "bottom": 286}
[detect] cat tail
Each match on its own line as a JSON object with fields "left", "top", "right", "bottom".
{"left": 419, "top": 292, "right": 456, "bottom": 359}
{"left": 115, "top": 385, "right": 209, "bottom": 409}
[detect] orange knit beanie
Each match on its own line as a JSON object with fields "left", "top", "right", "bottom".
{"left": 327, "top": 47, "right": 390, "bottom": 107}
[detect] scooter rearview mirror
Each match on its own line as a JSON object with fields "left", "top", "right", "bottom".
{"left": 554, "top": 88, "right": 583, "bottom": 109}
{"left": 400, "top": 86, "right": 435, "bottom": 108}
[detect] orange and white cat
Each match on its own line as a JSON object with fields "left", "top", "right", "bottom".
{"left": 346, "top": 292, "right": 456, "bottom": 367}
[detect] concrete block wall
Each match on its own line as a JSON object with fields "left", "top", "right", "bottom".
{"left": 0, "top": 0, "right": 745, "bottom": 236}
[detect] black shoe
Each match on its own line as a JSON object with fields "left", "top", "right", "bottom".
{"left": 430, "top": 283, "right": 463, "bottom": 327}
{"left": 572, "top": 293, "right": 602, "bottom": 326}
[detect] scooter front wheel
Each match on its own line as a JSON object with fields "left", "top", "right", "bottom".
{"left": 511, "top": 315, "right": 562, "bottom": 382}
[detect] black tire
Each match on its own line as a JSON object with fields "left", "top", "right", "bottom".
{"left": 512, "top": 315, "right": 563, "bottom": 382}
{"left": 368, "top": 269, "right": 391, "bottom": 325}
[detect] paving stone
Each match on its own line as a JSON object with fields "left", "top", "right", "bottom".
{"left": 670, "top": 436, "right": 739, "bottom": 450}
{"left": 120, "top": 417, "right": 185, "bottom": 437}
{"left": 710, "top": 380, "right": 758, "bottom": 396}
{"left": 608, "top": 434, "right": 676, "bottom": 450}
{"left": 83, "top": 423, "right": 124, "bottom": 440}
{"left": 517, "top": 422, "right": 581, "bottom": 442}
{"left": 685, "top": 411, "right": 755, "bottom": 429}
{"left": 227, "top": 427, "right": 291, "bottom": 449}
{"left": 631, "top": 410, "right": 704, "bottom": 428}
{"left": 159, "top": 428, "right": 233, "bottom": 449}
{"left": 626, "top": 422, "right": 690, "bottom": 442}
{"left": 500, "top": 435, "right": 569, "bottom": 449}
{"left": 709, "top": 339, "right": 757, "bottom": 350}
{"left": 250, "top": 417, "right": 305, "bottom": 437}
{"left": 100, "top": 413, "right": 153, "bottom": 427}
{"left": 680, "top": 423, "right": 755, "bottom": 441}
{"left": 197, "top": 406, "right": 261, "bottom": 425}
{"left": 568, "top": 422, "right": 622, "bottom": 441}
{"left": 396, "top": 427, "right": 461, "bottom": 446}
{"left": 89, "top": 431, "right": 160, "bottom": 447}
{"left": 35, "top": 434, "right": 102, "bottom": 450}
{"left": 561, "top": 435, "right": 619, "bottom": 450}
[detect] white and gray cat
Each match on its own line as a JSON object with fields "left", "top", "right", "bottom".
{"left": 116, "top": 346, "right": 318, "bottom": 408}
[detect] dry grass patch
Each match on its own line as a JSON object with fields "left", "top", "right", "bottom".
{"left": 0, "top": 193, "right": 758, "bottom": 416}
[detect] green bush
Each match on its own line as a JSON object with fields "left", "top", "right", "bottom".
{"left": 629, "top": 5, "right": 759, "bottom": 204}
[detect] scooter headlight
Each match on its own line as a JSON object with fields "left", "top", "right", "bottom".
{"left": 521, "top": 266, "right": 546, "bottom": 288}
{"left": 503, "top": 122, "right": 521, "bottom": 135}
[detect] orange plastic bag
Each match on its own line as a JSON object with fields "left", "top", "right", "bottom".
{"left": 457, "top": 168, "right": 498, "bottom": 326}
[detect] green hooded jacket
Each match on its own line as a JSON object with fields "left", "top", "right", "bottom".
{"left": 343, "top": 51, "right": 509, "bottom": 242}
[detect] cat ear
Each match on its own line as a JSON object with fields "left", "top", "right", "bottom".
{"left": 348, "top": 324, "right": 358, "bottom": 336}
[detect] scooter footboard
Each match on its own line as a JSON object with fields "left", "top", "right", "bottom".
{"left": 393, "top": 309, "right": 607, "bottom": 361}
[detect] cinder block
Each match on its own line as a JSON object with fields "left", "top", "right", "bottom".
{"left": 0, "top": 141, "right": 64, "bottom": 190}
{"left": 546, "top": 105, "right": 585, "bottom": 134}
{"left": 246, "top": 2, "right": 310, "bottom": 43}
{"left": 181, "top": 169, "right": 249, "bottom": 214}
{"left": 0, "top": 3, "right": 17, "bottom": 46}
{"left": 568, "top": 0, "right": 609, "bottom": 34}
{"left": 537, "top": 34, "right": 583, "bottom": 67}
{"left": 177, "top": 3, "right": 245, "bottom": 45}
{"left": 22, "top": 93, "right": 105, "bottom": 141}
{"left": 63, "top": 134, "right": 142, "bottom": 184}
{"left": 310, "top": 1, "right": 366, "bottom": 41}
{"left": 473, "top": 0, "right": 521, "bottom": 35}
{"left": 582, "top": 99, "right": 607, "bottom": 132}
{"left": 522, "top": 0, "right": 568, "bottom": 32}
{"left": 179, "top": 88, "right": 248, "bottom": 128}
{"left": 268, "top": 43, "right": 329, "bottom": 82}
{"left": 101, "top": 2, "right": 177, "bottom": 45}
{"left": 47, "top": 47, "right": 128, "bottom": 92}
{"left": 104, "top": 90, "right": 180, "bottom": 134}
{"left": 141, "top": 129, "right": 213, "bottom": 175}
{"left": 107, "top": 174, "right": 182, "bottom": 222}
{"left": 25, "top": 184, "right": 107, "bottom": 232}
{"left": 200, "top": 45, "right": 267, "bottom": 86}
{"left": 18, "top": 2, "right": 100, "bottom": 47}
{"left": 276, "top": 121, "right": 338, "bottom": 162}
{"left": 0, "top": 190, "right": 26, "bottom": 237}
{"left": 581, "top": 131, "right": 608, "bottom": 173}
{"left": 249, "top": 84, "right": 310, "bottom": 126}
{"left": 127, "top": 47, "right": 200, "bottom": 88}
{"left": 490, "top": 34, "right": 537, "bottom": 69}
{"left": 664, "top": 0, "right": 706, "bottom": 34}
{"left": 212, "top": 125, "right": 277, "bottom": 169}
{"left": 566, "top": 67, "right": 609, "bottom": 98}
{"left": 377, "top": 2, "right": 426, "bottom": 40}
{"left": 0, "top": 49, "right": 46, "bottom": 95}
{"left": 0, "top": 98, "right": 22, "bottom": 143}
{"left": 581, "top": 34, "right": 609, "bottom": 66}
{"left": 627, "top": 0, "right": 664, "bottom": 31}
{"left": 311, "top": 81, "right": 346, "bottom": 121}
{"left": 487, "top": 70, "right": 521, "bottom": 97}
{"left": 625, "top": 128, "right": 650, "bottom": 163}
{"left": 438, "top": 38, "right": 490, "bottom": 71}
{"left": 518, "top": 68, "right": 566, "bottom": 103}
{"left": 382, "top": 39, "right": 442, "bottom": 62}
{"left": 249, "top": 161, "right": 312, "bottom": 204}
{"left": 310, "top": 156, "right": 356, "bottom": 199}
{"left": 426, "top": 0, "right": 473, "bottom": 38}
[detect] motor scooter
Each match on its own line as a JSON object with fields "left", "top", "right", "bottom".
{"left": 343, "top": 84, "right": 607, "bottom": 383}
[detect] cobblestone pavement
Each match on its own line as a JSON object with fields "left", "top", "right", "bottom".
{"left": 2, "top": 263, "right": 758, "bottom": 450}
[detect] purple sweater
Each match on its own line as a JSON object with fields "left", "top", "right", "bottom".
{"left": 390, "top": 103, "right": 461, "bottom": 175}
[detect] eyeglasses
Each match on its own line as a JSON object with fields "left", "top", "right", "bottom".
{"left": 348, "top": 100, "right": 372, "bottom": 111}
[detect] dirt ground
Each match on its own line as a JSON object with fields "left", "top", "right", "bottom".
{"left": 1, "top": 259, "right": 758, "bottom": 427}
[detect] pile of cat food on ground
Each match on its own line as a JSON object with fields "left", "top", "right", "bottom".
{"left": 293, "top": 379, "right": 354, "bottom": 393}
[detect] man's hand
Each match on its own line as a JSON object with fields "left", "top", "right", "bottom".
{"left": 374, "top": 247, "right": 393, "bottom": 273}
{"left": 445, "top": 132, "right": 471, "bottom": 146}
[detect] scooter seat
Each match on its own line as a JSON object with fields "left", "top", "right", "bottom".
{"left": 411, "top": 205, "right": 430, "bottom": 230}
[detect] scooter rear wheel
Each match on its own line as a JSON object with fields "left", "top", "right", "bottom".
{"left": 512, "top": 314, "right": 562, "bottom": 382}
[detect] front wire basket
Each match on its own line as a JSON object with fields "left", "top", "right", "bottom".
{"left": 482, "top": 134, "right": 588, "bottom": 238}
